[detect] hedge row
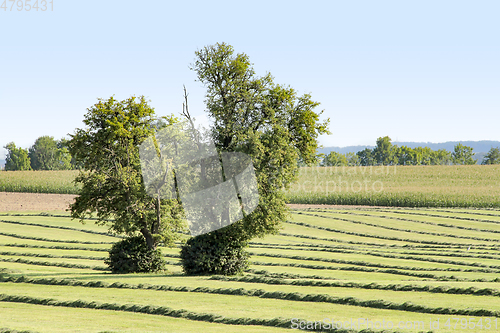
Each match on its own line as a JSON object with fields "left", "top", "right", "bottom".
{"left": 0, "top": 257, "right": 109, "bottom": 271}
{"left": 210, "top": 274, "right": 500, "bottom": 297}
{"left": 2, "top": 275, "right": 500, "bottom": 317}
{"left": 0, "top": 219, "right": 120, "bottom": 238}
{"left": 293, "top": 212, "right": 500, "bottom": 243}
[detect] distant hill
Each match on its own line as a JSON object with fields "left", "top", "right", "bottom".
{"left": 318, "top": 140, "right": 500, "bottom": 164}
{"left": 0, "top": 159, "right": 4, "bottom": 169}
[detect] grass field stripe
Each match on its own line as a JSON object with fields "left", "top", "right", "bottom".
{"left": 208, "top": 275, "right": 500, "bottom": 297}
{"left": 0, "top": 219, "right": 121, "bottom": 238}
{"left": 0, "top": 232, "right": 114, "bottom": 244}
{"left": 305, "top": 210, "right": 500, "bottom": 234}
{"left": 0, "top": 251, "right": 105, "bottom": 261}
{"left": 249, "top": 244, "right": 500, "bottom": 265}
{"left": 292, "top": 212, "right": 500, "bottom": 242}
{"left": 249, "top": 251, "right": 500, "bottom": 272}
{"left": 2, "top": 273, "right": 500, "bottom": 311}
{"left": 0, "top": 257, "right": 109, "bottom": 271}
{"left": 373, "top": 209, "right": 500, "bottom": 226}
{"left": 0, "top": 243, "right": 110, "bottom": 252}
{"left": 283, "top": 220, "right": 493, "bottom": 246}
{"left": 0, "top": 293, "right": 318, "bottom": 330}
{"left": 2, "top": 288, "right": 499, "bottom": 318}
{"left": 249, "top": 261, "right": 468, "bottom": 281}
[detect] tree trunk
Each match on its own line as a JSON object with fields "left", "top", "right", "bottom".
{"left": 140, "top": 216, "right": 155, "bottom": 249}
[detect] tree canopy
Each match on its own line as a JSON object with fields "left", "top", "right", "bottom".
{"left": 4, "top": 142, "right": 31, "bottom": 171}
{"left": 180, "top": 42, "right": 330, "bottom": 275}
{"left": 482, "top": 147, "right": 500, "bottom": 165}
{"left": 452, "top": 143, "right": 476, "bottom": 165}
{"left": 68, "top": 96, "right": 185, "bottom": 252}
{"left": 29, "top": 136, "right": 72, "bottom": 170}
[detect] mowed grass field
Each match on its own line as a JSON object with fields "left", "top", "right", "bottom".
{"left": 2, "top": 208, "right": 500, "bottom": 332}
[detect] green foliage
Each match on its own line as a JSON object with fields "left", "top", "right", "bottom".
{"left": 354, "top": 138, "right": 453, "bottom": 166}
{"left": 28, "top": 136, "right": 72, "bottom": 170}
{"left": 180, "top": 42, "right": 329, "bottom": 274}
{"left": 105, "top": 236, "right": 165, "bottom": 273}
{"left": 68, "top": 96, "right": 186, "bottom": 253}
{"left": 373, "top": 136, "right": 398, "bottom": 165}
{"left": 3, "top": 143, "right": 31, "bottom": 171}
{"left": 482, "top": 147, "right": 500, "bottom": 165}
{"left": 180, "top": 228, "right": 249, "bottom": 275}
{"left": 321, "top": 151, "right": 348, "bottom": 166}
{"left": 356, "top": 148, "right": 375, "bottom": 166}
{"left": 452, "top": 143, "right": 476, "bottom": 165}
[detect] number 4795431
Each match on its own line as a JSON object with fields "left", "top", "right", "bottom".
{"left": 1, "top": 0, "right": 54, "bottom": 11}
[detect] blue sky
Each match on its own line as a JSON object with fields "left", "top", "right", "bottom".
{"left": 1, "top": 0, "right": 499, "bottom": 159}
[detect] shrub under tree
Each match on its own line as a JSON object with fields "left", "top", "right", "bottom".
{"left": 106, "top": 235, "right": 165, "bottom": 273}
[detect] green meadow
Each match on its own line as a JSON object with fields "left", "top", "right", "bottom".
{"left": 1, "top": 207, "right": 500, "bottom": 332}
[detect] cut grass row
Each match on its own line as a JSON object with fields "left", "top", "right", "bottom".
{"left": 3, "top": 276, "right": 500, "bottom": 317}
{"left": 2, "top": 208, "right": 500, "bottom": 332}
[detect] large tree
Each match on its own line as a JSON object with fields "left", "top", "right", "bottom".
{"left": 357, "top": 148, "right": 375, "bottom": 166}
{"left": 68, "top": 96, "right": 185, "bottom": 254}
{"left": 180, "top": 42, "right": 330, "bottom": 275}
{"left": 4, "top": 142, "right": 31, "bottom": 171}
{"left": 373, "top": 136, "right": 397, "bottom": 165}
{"left": 29, "top": 136, "right": 72, "bottom": 170}
{"left": 482, "top": 147, "right": 500, "bottom": 165}
{"left": 452, "top": 143, "right": 476, "bottom": 165}
{"left": 322, "top": 151, "right": 348, "bottom": 166}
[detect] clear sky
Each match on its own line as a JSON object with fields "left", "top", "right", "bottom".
{"left": 1, "top": 0, "right": 499, "bottom": 160}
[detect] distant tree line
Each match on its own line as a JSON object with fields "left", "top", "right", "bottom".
{"left": 2, "top": 136, "right": 77, "bottom": 171}
{"left": 322, "top": 136, "right": 500, "bottom": 167}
